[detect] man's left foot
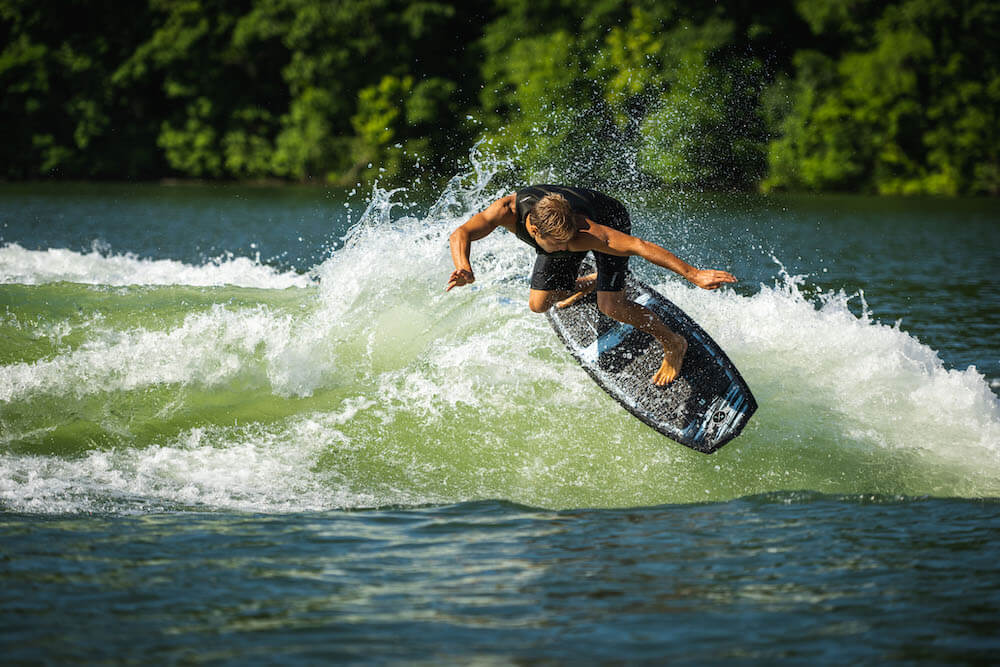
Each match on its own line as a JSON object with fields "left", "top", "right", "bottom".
{"left": 556, "top": 272, "right": 597, "bottom": 309}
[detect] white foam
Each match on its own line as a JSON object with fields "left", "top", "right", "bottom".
{"left": 0, "top": 305, "right": 299, "bottom": 402}
{"left": 0, "top": 400, "right": 387, "bottom": 514}
{"left": 3, "top": 158, "right": 999, "bottom": 513}
{"left": 0, "top": 241, "right": 312, "bottom": 288}
{"left": 652, "top": 267, "right": 1000, "bottom": 462}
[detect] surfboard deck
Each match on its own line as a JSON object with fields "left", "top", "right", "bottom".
{"left": 546, "top": 267, "right": 756, "bottom": 453}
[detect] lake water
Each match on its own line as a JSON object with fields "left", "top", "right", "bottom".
{"left": 1, "top": 157, "right": 998, "bottom": 662}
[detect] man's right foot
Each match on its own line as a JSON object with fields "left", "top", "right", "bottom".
{"left": 652, "top": 333, "right": 687, "bottom": 386}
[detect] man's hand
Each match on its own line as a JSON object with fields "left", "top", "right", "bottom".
{"left": 446, "top": 268, "right": 475, "bottom": 291}
{"left": 446, "top": 195, "right": 515, "bottom": 293}
{"left": 689, "top": 268, "right": 737, "bottom": 290}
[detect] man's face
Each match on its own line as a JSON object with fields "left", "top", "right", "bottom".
{"left": 535, "top": 233, "right": 569, "bottom": 253}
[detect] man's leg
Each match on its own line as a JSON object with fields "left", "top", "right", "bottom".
{"left": 555, "top": 273, "right": 598, "bottom": 309}
{"left": 528, "top": 253, "right": 585, "bottom": 313}
{"left": 528, "top": 289, "right": 571, "bottom": 313}
{"left": 597, "top": 290, "right": 688, "bottom": 386}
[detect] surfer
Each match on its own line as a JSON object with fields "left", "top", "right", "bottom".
{"left": 446, "top": 185, "right": 736, "bottom": 385}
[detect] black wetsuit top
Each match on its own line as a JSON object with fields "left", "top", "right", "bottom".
{"left": 513, "top": 184, "right": 631, "bottom": 291}
{"left": 514, "top": 185, "right": 628, "bottom": 251}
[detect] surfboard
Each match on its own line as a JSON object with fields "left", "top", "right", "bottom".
{"left": 546, "top": 266, "right": 756, "bottom": 453}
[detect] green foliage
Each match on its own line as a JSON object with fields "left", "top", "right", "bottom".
{"left": 158, "top": 97, "right": 222, "bottom": 177}
{"left": 0, "top": 0, "right": 160, "bottom": 177}
{"left": 0, "top": 0, "right": 996, "bottom": 194}
{"left": 480, "top": 28, "right": 610, "bottom": 182}
{"left": 764, "top": 0, "right": 1000, "bottom": 195}
{"left": 626, "top": 14, "right": 752, "bottom": 186}
{"left": 477, "top": 2, "right": 770, "bottom": 189}
{"left": 223, "top": 0, "right": 481, "bottom": 183}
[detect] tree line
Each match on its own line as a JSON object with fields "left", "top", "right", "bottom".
{"left": 2, "top": 0, "right": 997, "bottom": 195}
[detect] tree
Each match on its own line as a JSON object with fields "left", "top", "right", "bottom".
{"left": 764, "top": 0, "right": 1000, "bottom": 195}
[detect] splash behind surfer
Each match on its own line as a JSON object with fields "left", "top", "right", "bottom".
{"left": 446, "top": 185, "right": 736, "bottom": 385}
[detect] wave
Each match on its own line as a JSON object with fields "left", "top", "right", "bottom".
{"left": 1, "top": 158, "right": 998, "bottom": 514}
{"left": 0, "top": 241, "right": 313, "bottom": 288}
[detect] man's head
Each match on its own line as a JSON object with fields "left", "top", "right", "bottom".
{"left": 529, "top": 194, "right": 576, "bottom": 249}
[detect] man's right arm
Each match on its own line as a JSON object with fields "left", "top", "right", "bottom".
{"left": 446, "top": 195, "right": 515, "bottom": 291}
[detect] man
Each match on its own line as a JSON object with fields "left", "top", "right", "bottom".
{"left": 446, "top": 184, "right": 736, "bottom": 385}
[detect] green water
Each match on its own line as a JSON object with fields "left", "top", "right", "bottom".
{"left": 1, "top": 176, "right": 998, "bottom": 662}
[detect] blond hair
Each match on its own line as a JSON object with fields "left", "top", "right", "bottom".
{"left": 530, "top": 194, "right": 575, "bottom": 241}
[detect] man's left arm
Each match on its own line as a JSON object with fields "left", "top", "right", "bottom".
{"left": 582, "top": 226, "right": 737, "bottom": 290}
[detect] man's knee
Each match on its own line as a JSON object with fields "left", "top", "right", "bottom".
{"left": 528, "top": 292, "right": 554, "bottom": 313}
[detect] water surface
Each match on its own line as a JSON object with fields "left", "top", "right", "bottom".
{"left": 1, "top": 162, "right": 998, "bottom": 661}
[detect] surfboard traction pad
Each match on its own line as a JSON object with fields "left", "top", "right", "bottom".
{"left": 546, "top": 270, "right": 757, "bottom": 453}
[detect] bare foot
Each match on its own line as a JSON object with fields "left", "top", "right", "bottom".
{"left": 556, "top": 272, "right": 597, "bottom": 309}
{"left": 652, "top": 333, "right": 687, "bottom": 386}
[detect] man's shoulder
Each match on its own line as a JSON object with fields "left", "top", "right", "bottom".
{"left": 479, "top": 193, "right": 517, "bottom": 227}
{"left": 492, "top": 193, "right": 518, "bottom": 215}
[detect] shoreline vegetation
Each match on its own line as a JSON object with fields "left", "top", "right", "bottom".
{"left": 2, "top": 0, "right": 997, "bottom": 196}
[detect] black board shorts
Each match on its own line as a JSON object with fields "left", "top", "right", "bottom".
{"left": 529, "top": 198, "right": 631, "bottom": 293}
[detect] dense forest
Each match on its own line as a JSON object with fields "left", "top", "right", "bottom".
{"left": 2, "top": 0, "right": 998, "bottom": 194}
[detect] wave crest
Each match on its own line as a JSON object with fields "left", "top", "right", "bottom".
{"left": 0, "top": 241, "right": 312, "bottom": 288}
